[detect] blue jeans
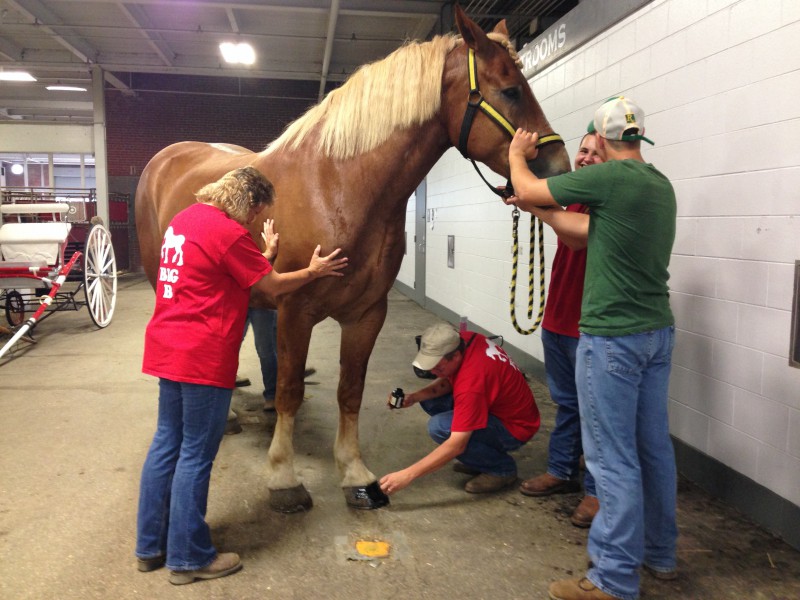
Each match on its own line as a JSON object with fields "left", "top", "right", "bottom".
{"left": 136, "top": 379, "right": 232, "bottom": 571}
{"left": 577, "top": 327, "right": 678, "bottom": 600}
{"left": 542, "top": 328, "right": 595, "bottom": 496}
{"left": 420, "top": 395, "right": 524, "bottom": 477}
{"left": 247, "top": 308, "right": 277, "bottom": 399}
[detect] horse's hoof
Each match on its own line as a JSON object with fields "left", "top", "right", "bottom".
{"left": 269, "top": 484, "right": 313, "bottom": 513}
{"left": 344, "top": 481, "right": 390, "bottom": 510}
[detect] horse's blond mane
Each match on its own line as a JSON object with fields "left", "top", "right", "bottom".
{"left": 265, "top": 29, "right": 518, "bottom": 160}
{"left": 265, "top": 34, "right": 459, "bottom": 159}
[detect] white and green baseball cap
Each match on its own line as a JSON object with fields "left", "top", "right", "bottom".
{"left": 588, "top": 96, "right": 654, "bottom": 145}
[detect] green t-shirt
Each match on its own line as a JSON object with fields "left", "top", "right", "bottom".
{"left": 546, "top": 159, "right": 676, "bottom": 336}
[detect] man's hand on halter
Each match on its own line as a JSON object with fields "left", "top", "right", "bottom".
{"left": 509, "top": 128, "right": 540, "bottom": 161}
{"left": 262, "top": 219, "right": 279, "bottom": 261}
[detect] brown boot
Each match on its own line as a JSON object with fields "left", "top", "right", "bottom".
{"left": 571, "top": 495, "right": 599, "bottom": 528}
{"left": 464, "top": 473, "right": 517, "bottom": 493}
{"left": 169, "top": 552, "right": 242, "bottom": 585}
{"left": 548, "top": 577, "right": 620, "bottom": 600}
{"left": 519, "top": 473, "right": 581, "bottom": 497}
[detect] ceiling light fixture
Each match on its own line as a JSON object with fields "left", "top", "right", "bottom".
{"left": 0, "top": 71, "right": 37, "bottom": 82}
{"left": 46, "top": 85, "right": 88, "bottom": 92}
{"left": 220, "top": 42, "right": 255, "bottom": 65}
{"left": 10, "top": 164, "right": 24, "bottom": 175}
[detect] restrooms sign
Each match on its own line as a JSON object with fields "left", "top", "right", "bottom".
{"left": 519, "top": 0, "right": 655, "bottom": 79}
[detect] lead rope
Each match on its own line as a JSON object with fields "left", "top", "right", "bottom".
{"left": 509, "top": 208, "right": 545, "bottom": 335}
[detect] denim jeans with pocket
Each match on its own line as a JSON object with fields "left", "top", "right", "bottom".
{"left": 577, "top": 326, "right": 677, "bottom": 600}
{"left": 542, "top": 328, "right": 595, "bottom": 496}
{"left": 136, "top": 378, "right": 232, "bottom": 571}
{"left": 420, "top": 395, "right": 524, "bottom": 477}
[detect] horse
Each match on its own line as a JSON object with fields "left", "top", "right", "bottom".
{"left": 134, "top": 5, "right": 570, "bottom": 513}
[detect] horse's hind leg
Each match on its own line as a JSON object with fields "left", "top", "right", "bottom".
{"left": 266, "top": 308, "right": 314, "bottom": 513}
{"left": 336, "top": 298, "right": 390, "bottom": 509}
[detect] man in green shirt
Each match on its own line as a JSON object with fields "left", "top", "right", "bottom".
{"left": 505, "top": 96, "right": 678, "bottom": 600}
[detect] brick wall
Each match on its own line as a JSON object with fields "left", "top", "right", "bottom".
{"left": 105, "top": 75, "right": 320, "bottom": 177}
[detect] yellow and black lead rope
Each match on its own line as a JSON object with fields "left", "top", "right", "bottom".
{"left": 509, "top": 208, "right": 546, "bottom": 335}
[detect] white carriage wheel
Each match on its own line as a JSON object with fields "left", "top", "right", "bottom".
{"left": 83, "top": 224, "right": 118, "bottom": 328}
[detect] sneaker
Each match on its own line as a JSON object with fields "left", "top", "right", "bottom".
{"left": 519, "top": 473, "right": 581, "bottom": 497}
{"left": 571, "top": 495, "right": 599, "bottom": 528}
{"left": 304, "top": 367, "right": 317, "bottom": 378}
{"left": 452, "top": 462, "right": 481, "bottom": 476}
{"left": 548, "top": 577, "right": 620, "bottom": 600}
{"left": 464, "top": 473, "right": 517, "bottom": 494}
{"left": 137, "top": 555, "right": 165, "bottom": 572}
{"left": 643, "top": 563, "right": 677, "bottom": 580}
{"left": 169, "top": 552, "right": 242, "bottom": 585}
{"left": 235, "top": 375, "right": 251, "bottom": 387}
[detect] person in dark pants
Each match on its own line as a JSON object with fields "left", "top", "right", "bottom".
{"left": 379, "top": 322, "right": 540, "bottom": 496}
{"left": 518, "top": 132, "right": 603, "bottom": 528}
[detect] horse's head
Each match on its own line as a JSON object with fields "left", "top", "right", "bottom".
{"left": 442, "top": 6, "right": 570, "bottom": 180}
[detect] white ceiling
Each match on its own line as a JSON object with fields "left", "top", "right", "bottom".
{"left": 0, "top": 0, "right": 578, "bottom": 123}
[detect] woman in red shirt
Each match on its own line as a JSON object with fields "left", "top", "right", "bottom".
{"left": 135, "top": 167, "right": 347, "bottom": 585}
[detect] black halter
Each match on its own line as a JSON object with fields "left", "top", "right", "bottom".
{"left": 457, "top": 47, "right": 564, "bottom": 197}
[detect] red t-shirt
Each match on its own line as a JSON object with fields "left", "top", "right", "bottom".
{"left": 449, "top": 332, "right": 540, "bottom": 442}
{"left": 142, "top": 203, "right": 272, "bottom": 388}
{"left": 541, "top": 204, "right": 588, "bottom": 338}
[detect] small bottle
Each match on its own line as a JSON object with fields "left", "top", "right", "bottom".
{"left": 389, "top": 388, "right": 405, "bottom": 409}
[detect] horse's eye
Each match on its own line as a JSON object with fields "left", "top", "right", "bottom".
{"left": 501, "top": 87, "right": 521, "bottom": 101}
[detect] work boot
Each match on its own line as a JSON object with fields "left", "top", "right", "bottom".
{"left": 137, "top": 555, "right": 165, "bottom": 572}
{"left": 519, "top": 472, "right": 581, "bottom": 497}
{"left": 548, "top": 577, "right": 620, "bottom": 600}
{"left": 571, "top": 495, "right": 599, "bottom": 528}
{"left": 169, "top": 552, "right": 242, "bottom": 585}
{"left": 464, "top": 473, "right": 517, "bottom": 493}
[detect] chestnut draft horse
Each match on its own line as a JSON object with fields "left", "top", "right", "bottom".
{"left": 135, "top": 6, "right": 570, "bottom": 513}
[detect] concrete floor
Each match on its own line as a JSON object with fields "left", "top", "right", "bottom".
{"left": 1, "top": 272, "right": 799, "bottom": 600}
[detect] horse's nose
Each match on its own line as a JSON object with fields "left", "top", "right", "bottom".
{"left": 528, "top": 144, "right": 571, "bottom": 179}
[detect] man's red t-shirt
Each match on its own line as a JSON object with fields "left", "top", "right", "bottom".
{"left": 142, "top": 203, "right": 272, "bottom": 388}
{"left": 541, "top": 203, "right": 588, "bottom": 338}
{"left": 449, "top": 332, "right": 540, "bottom": 442}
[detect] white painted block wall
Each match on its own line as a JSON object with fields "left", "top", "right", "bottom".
{"left": 399, "top": 0, "right": 800, "bottom": 507}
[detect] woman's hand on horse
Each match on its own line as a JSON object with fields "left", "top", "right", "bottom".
{"left": 261, "top": 219, "right": 279, "bottom": 261}
{"left": 308, "top": 245, "right": 348, "bottom": 278}
{"left": 510, "top": 128, "right": 539, "bottom": 161}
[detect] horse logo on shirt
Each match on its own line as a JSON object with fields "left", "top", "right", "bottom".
{"left": 485, "top": 338, "right": 520, "bottom": 371}
{"left": 161, "top": 226, "right": 185, "bottom": 266}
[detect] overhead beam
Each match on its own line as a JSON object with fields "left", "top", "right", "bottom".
{"left": 0, "top": 36, "right": 25, "bottom": 61}
{"left": 6, "top": 0, "right": 99, "bottom": 64}
{"left": 116, "top": 1, "right": 176, "bottom": 67}
{"left": 318, "top": 0, "right": 341, "bottom": 102}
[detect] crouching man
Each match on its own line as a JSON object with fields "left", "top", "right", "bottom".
{"left": 379, "top": 322, "right": 540, "bottom": 496}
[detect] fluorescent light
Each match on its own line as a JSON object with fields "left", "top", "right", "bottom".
{"left": 0, "top": 71, "right": 36, "bottom": 82}
{"left": 220, "top": 42, "right": 255, "bottom": 65}
{"left": 46, "top": 85, "right": 87, "bottom": 92}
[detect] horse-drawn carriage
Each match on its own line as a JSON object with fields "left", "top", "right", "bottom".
{"left": 0, "top": 190, "right": 118, "bottom": 361}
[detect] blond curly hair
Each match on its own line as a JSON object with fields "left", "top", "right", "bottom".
{"left": 195, "top": 166, "right": 274, "bottom": 224}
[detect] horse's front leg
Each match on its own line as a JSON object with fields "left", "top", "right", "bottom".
{"left": 336, "top": 298, "right": 390, "bottom": 509}
{"left": 266, "top": 306, "right": 314, "bottom": 513}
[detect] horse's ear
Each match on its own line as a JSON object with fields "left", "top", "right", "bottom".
{"left": 454, "top": 4, "right": 492, "bottom": 55}
{"left": 492, "top": 19, "right": 509, "bottom": 37}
